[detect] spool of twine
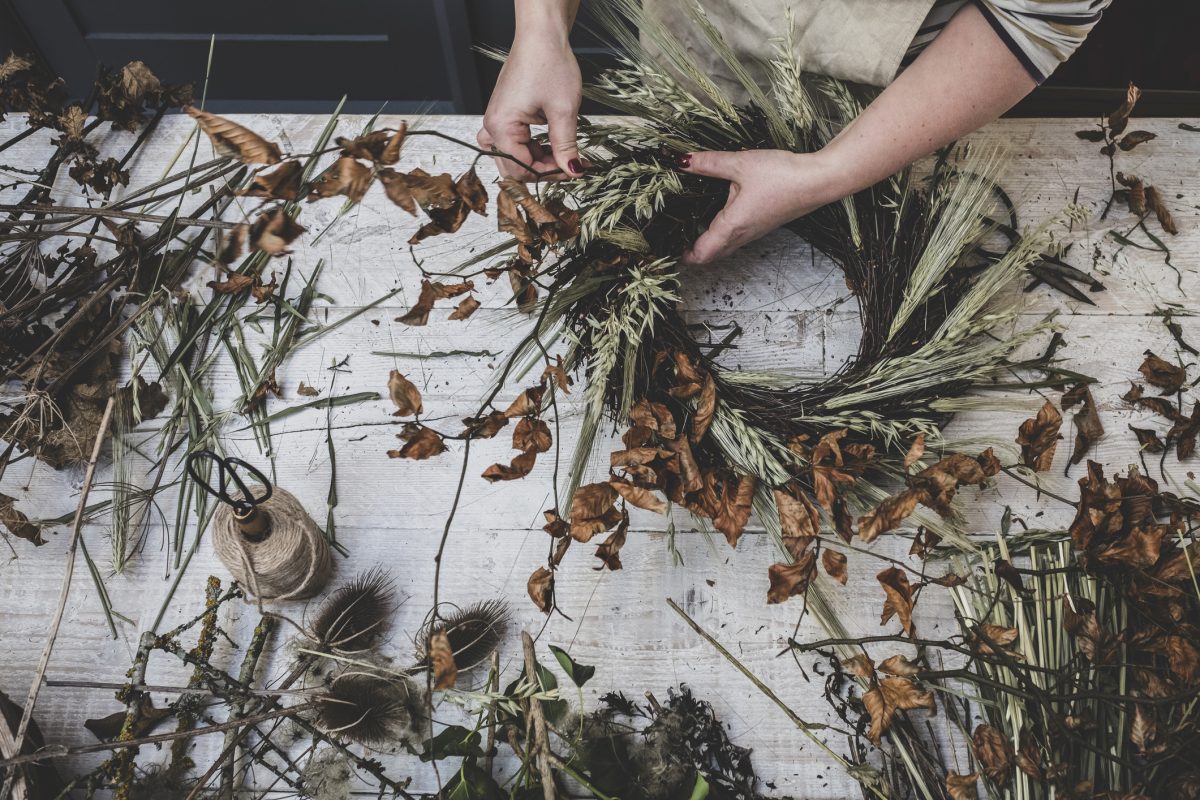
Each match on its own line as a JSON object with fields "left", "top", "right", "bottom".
{"left": 212, "top": 487, "right": 332, "bottom": 602}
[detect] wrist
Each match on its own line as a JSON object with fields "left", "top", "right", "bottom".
{"left": 514, "top": 0, "right": 575, "bottom": 48}
{"left": 792, "top": 149, "right": 853, "bottom": 207}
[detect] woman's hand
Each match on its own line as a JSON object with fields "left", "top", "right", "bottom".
{"left": 676, "top": 150, "right": 845, "bottom": 266}
{"left": 675, "top": 4, "right": 1037, "bottom": 266}
{"left": 478, "top": 4, "right": 583, "bottom": 181}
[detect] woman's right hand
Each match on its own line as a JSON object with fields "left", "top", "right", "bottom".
{"left": 477, "top": 6, "right": 583, "bottom": 181}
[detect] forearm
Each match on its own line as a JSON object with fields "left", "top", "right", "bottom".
{"left": 819, "top": 3, "right": 1037, "bottom": 197}
{"left": 514, "top": 0, "right": 580, "bottom": 46}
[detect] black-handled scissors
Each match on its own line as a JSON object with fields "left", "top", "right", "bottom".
{"left": 185, "top": 450, "right": 273, "bottom": 515}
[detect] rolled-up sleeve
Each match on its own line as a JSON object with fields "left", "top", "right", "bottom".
{"left": 974, "top": 0, "right": 1112, "bottom": 82}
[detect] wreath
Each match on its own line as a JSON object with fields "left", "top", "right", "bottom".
{"left": 445, "top": 5, "right": 1078, "bottom": 610}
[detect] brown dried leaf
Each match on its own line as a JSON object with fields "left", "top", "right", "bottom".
{"left": 1107, "top": 82, "right": 1141, "bottom": 136}
{"left": 240, "top": 160, "right": 304, "bottom": 201}
{"left": 185, "top": 106, "right": 281, "bottom": 164}
{"left": 496, "top": 182, "right": 536, "bottom": 244}
{"left": 1116, "top": 172, "right": 1147, "bottom": 216}
{"left": 1130, "top": 425, "right": 1165, "bottom": 453}
{"left": 1140, "top": 351, "right": 1185, "bottom": 393}
{"left": 1067, "top": 385, "right": 1104, "bottom": 467}
{"left": 408, "top": 199, "right": 470, "bottom": 245}
{"left": 774, "top": 487, "right": 820, "bottom": 539}
{"left": 503, "top": 385, "right": 545, "bottom": 419}
{"left": 456, "top": 167, "right": 488, "bottom": 216}
{"left": 541, "top": 356, "right": 572, "bottom": 395}
{"left": 945, "top": 773, "right": 979, "bottom": 800}
{"left": 429, "top": 631, "right": 457, "bottom": 690}
{"left": 218, "top": 223, "right": 247, "bottom": 265}
{"left": 513, "top": 417, "right": 552, "bottom": 454}
{"left": 821, "top": 548, "right": 847, "bottom": 585}
{"left": 973, "top": 724, "right": 1014, "bottom": 787}
{"left": 397, "top": 280, "right": 438, "bottom": 327}
{"left": 767, "top": 550, "right": 816, "bottom": 604}
{"left": 713, "top": 473, "right": 755, "bottom": 548}
{"left": 388, "top": 424, "right": 445, "bottom": 460}
{"left": 308, "top": 156, "right": 372, "bottom": 203}
{"left": 903, "top": 433, "right": 926, "bottom": 469}
{"left": 864, "top": 676, "right": 935, "bottom": 744}
{"left": 448, "top": 295, "right": 480, "bottom": 321}
{"left": 569, "top": 483, "right": 620, "bottom": 542}
{"left": 1118, "top": 130, "right": 1157, "bottom": 151}
{"left": 249, "top": 208, "right": 306, "bottom": 256}
{"left": 1017, "top": 400, "right": 1062, "bottom": 472}
{"left": 970, "top": 623, "right": 1019, "bottom": 655}
{"left": 1145, "top": 185, "right": 1178, "bottom": 235}
{"left": 498, "top": 178, "right": 557, "bottom": 227}
{"left": 378, "top": 167, "right": 457, "bottom": 216}
{"left": 877, "top": 566, "right": 916, "bottom": 637}
{"left": 594, "top": 511, "right": 629, "bottom": 571}
{"left": 527, "top": 566, "right": 554, "bottom": 613}
{"left": 250, "top": 273, "right": 277, "bottom": 304}
{"left": 630, "top": 399, "right": 677, "bottom": 440}
{"left": 338, "top": 125, "right": 406, "bottom": 165}
{"left": 690, "top": 374, "right": 716, "bottom": 443}
{"left": 481, "top": 450, "right": 537, "bottom": 482}
{"left": 858, "top": 489, "right": 921, "bottom": 544}
{"left": 388, "top": 370, "right": 423, "bottom": 417}
{"left": 0, "top": 493, "right": 45, "bottom": 546}
{"left": 206, "top": 272, "right": 255, "bottom": 295}
{"left": 878, "top": 655, "right": 921, "bottom": 677}
{"left": 842, "top": 654, "right": 875, "bottom": 679}
{"left": 609, "top": 477, "right": 668, "bottom": 515}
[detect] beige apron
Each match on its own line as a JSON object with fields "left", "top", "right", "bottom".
{"left": 641, "top": 0, "right": 937, "bottom": 99}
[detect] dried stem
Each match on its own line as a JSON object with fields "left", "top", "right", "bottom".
{"left": 1, "top": 396, "right": 115, "bottom": 799}
{"left": 521, "top": 631, "right": 558, "bottom": 800}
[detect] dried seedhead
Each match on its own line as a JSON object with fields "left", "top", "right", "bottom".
{"left": 417, "top": 598, "right": 511, "bottom": 674}
{"left": 314, "top": 671, "right": 425, "bottom": 747}
{"left": 308, "top": 569, "right": 396, "bottom": 653}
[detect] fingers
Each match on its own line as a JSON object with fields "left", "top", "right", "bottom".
{"left": 478, "top": 119, "right": 558, "bottom": 181}
{"left": 546, "top": 106, "right": 584, "bottom": 178}
{"left": 680, "top": 208, "right": 741, "bottom": 266}
{"left": 675, "top": 150, "right": 742, "bottom": 181}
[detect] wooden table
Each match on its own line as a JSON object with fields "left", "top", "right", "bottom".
{"left": 1, "top": 114, "right": 1197, "bottom": 797}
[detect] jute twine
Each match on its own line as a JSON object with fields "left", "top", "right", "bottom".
{"left": 212, "top": 487, "right": 332, "bottom": 602}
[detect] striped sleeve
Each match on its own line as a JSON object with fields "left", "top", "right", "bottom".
{"left": 974, "top": 0, "right": 1113, "bottom": 82}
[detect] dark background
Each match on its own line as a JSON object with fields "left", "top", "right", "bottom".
{"left": 0, "top": 0, "right": 1195, "bottom": 117}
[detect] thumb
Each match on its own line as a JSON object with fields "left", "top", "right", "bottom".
{"left": 546, "top": 108, "right": 583, "bottom": 177}
{"left": 676, "top": 150, "right": 741, "bottom": 181}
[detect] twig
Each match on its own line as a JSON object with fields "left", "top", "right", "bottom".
{"left": 483, "top": 649, "right": 500, "bottom": 776}
{"left": 1, "top": 396, "right": 115, "bottom": 800}
{"left": 521, "top": 631, "right": 557, "bottom": 800}
{"left": 0, "top": 704, "right": 314, "bottom": 770}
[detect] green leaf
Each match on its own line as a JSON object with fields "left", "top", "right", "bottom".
{"left": 420, "top": 725, "right": 484, "bottom": 762}
{"left": 549, "top": 644, "right": 596, "bottom": 688}
{"left": 256, "top": 391, "right": 379, "bottom": 425}
{"left": 688, "top": 773, "right": 711, "bottom": 800}
{"left": 444, "top": 760, "right": 505, "bottom": 799}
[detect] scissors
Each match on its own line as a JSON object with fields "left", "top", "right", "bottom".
{"left": 185, "top": 450, "right": 274, "bottom": 538}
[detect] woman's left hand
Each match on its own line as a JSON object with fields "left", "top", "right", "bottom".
{"left": 676, "top": 149, "right": 845, "bottom": 266}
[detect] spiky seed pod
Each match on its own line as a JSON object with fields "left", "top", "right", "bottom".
{"left": 417, "top": 599, "right": 511, "bottom": 674}
{"left": 308, "top": 569, "right": 396, "bottom": 653}
{"left": 314, "top": 672, "right": 422, "bottom": 746}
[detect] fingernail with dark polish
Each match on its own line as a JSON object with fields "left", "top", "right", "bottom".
{"left": 568, "top": 158, "right": 583, "bottom": 175}
{"left": 674, "top": 153, "right": 692, "bottom": 169}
